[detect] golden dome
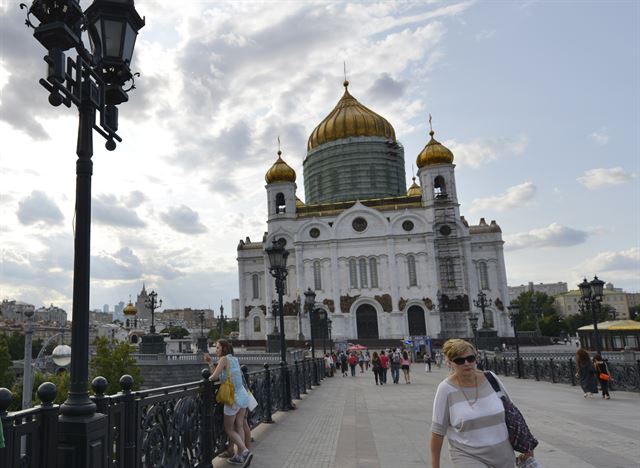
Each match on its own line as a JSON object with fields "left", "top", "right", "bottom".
{"left": 123, "top": 301, "right": 137, "bottom": 316}
{"left": 407, "top": 177, "right": 422, "bottom": 197}
{"left": 265, "top": 151, "right": 296, "bottom": 184}
{"left": 416, "top": 129, "right": 454, "bottom": 168}
{"left": 307, "top": 80, "right": 396, "bottom": 151}
{"left": 295, "top": 196, "right": 305, "bottom": 207}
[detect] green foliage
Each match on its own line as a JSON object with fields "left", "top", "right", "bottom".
{"left": 159, "top": 326, "right": 190, "bottom": 339}
{"left": 208, "top": 319, "right": 239, "bottom": 342}
{"left": 0, "top": 332, "right": 26, "bottom": 360}
{"left": 512, "top": 291, "right": 558, "bottom": 333}
{"left": 90, "top": 337, "right": 142, "bottom": 395}
{"left": 0, "top": 341, "right": 15, "bottom": 389}
{"left": 32, "top": 370, "right": 70, "bottom": 405}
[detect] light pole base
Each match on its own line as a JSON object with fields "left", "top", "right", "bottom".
{"left": 139, "top": 334, "right": 166, "bottom": 354}
{"left": 476, "top": 329, "right": 500, "bottom": 351}
{"left": 57, "top": 412, "right": 108, "bottom": 468}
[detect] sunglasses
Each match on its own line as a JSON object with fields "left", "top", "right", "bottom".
{"left": 452, "top": 355, "right": 476, "bottom": 365}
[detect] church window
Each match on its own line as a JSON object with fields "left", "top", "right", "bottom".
{"left": 441, "top": 257, "right": 456, "bottom": 289}
{"left": 310, "top": 228, "right": 320, "bottom": 238}
{"left": 359, "top": 258, "right": 368, "bottom": 288}
{"left": 439, "top": 225, "right": 451, "bottom": 236}
{"left": 313, "top": 261, "right": 322, "bottom": 290}
{"left": 275, "top": 193, "right": 286, "bottom": 214}
{"left": 370, "top": 258, "right": 379, "bottom": 288}
{"left": 352, "top": 217, "right": 368, "bottom": 232}
{"left": 402, "top": 220, "right": 414, "bottom": 232}
{"left": 253, "top": 316, "right": 261, "bottom": 332}
{"left": 349, "top": 259, "right": 358, "bottom": 289}
{"left": 252, "top": 274, "right": 260, "bottom": 299}
{"left": 434, "top": 176, "right": 447, "bottom": 199}
{"left": 478, "top": 262, "right": 490, "bottom": 290}
{"left": 407, "top": 255, "right": 417, "bottom": 287}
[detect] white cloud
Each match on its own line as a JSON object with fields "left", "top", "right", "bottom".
{"left": 505, "top": 223, "right": 589, "bottom": 251}
{"left": 577, "top": 167, "right": 636, "bottom": 189}
{"left": 160, "top": 205, "right": 208, "bottom": 234}
{"left": 581, "top": 247, "right": 639, "bottom": 275}
{"left": 470, "top": 182, "right": 536, "bottom": 213}
{"left": 16, "top": 191, "right": 64, "bottom": 226}
{"left": 589, "top": 128, "right": 609, "bottom": 145}
{"left": 445, "top": 134, "right": 528, "bottom": 168}
{"left": 476, "top": 29, "right": 496, "bottom": 41}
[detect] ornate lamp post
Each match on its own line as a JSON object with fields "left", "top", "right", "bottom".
{"left": 473, "top": 291, "right": 493, "bottom": 329}
{"left": 265, "top": 238, "right": 293, "bottom": 410}
{"left": 296, "top": 291, "right": 305, "bottom": 341}
{"left": 218, "top": 305, "right": 225, "bottom": 339}
{"left": 578, "top": 276, "right": 605, "bottom": 354}
{"left": 327, "top": 319, "right": 332, "bottom": 351}
{"left": 20, "top": 3, "right": 144, "bottom": 457}
{"left": 140, "top": 290, "right": 165, "bottom": 354}
{"left": 197, "top": 310, "right": 208, "bottom": 352}
{"left": 468, "top": 311, "right": 479, "bottom": 347}
{"left": 21, "top": 308, "right": 35, "bottom": 409}
{"left": 145, "top": 290, "right": 162, "bottom": 334}
{"left": 318, "top": 309, "right": 328, "bottom": 355}
{"left": 508, "top": 303, "right": 522, "bottom": 378}
{"left": 304, "top": 288, "right": 317, "bottom": 359}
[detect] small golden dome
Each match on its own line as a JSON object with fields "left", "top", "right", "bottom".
{"left": 407, "top": 177, "right": 422, "bottom": 197}
{"left": 295, "top": 196, "right": 305, "bottom": 207}
{"left": 265, "top": 150, "right": 296, "bottom": 184}
{"left": 416, "top": 129, "right": 454, "bottom": 168}
{"left": 123, "top": 301, "right": 137, "bottom": 316}
{"left": 307, "top": 81, "right": 396, "bottom": 151}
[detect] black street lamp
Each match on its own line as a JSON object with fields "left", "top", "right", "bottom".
{"left": 473, "top": 291, "right": 493, "bottom": 329}
{"left": 578, "top": 276, "right": 605, "bottom": 354}
{"left": 304, "top": 288, "right": 317, "bottom": 359}
{"left": 140, "top": 290, "right": 165, "bottom": 354}
{"left": 265, "top": 238, "right": 293, "bottom": 410}
{"left": 468, "top": 311, "right": 479, "bottom": 347}
{"left": 318, "top": 309, "right": 328, "bottom": 355}
{"left": 20, "top": 1, "right": 144, "bottom": 465}
{"left": 219, "top": 304, "right": 225, "bottom": 339}
{"left": 145, "top": 290, "right": 162, "bottom": 334}
{"left": 197, "top": 310, "right": 207, "bottom": 352}
{"left": 296, "top": 293, "right": 305, "bottom": 341}
{"left": 327, "top": 319, "right": 332, "bottom": 350}
{"left": 508, "top": 303, "right": 522, "bottom": 378}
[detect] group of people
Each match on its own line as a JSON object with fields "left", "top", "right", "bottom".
{"left": 326, "top": 348, "right": 414, "bottom": 385}
{"left": 575, "top": 348, "right": 612, "bottom": 399}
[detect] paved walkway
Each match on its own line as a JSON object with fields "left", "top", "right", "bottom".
{"left": 214, "top": 365, "right": 640, "bottom": 468}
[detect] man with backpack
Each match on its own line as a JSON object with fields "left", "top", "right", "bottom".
{"left": 339, "top": 351, "right": 348, "bottom": 377}
{"left": 390, "top": 348, "right": 401, "bottom": 384}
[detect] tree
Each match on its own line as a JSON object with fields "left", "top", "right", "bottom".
{"left": 32, "top": 370, "right": 70, "bottom": 405}
{"left": 208, "top": 319, "right": 240, "bottom": 342}
{"left": 513, "top": 291, "right": 559, "bottom": 333}
{"left": 160, "top": 326, "right": 190, "bottom": 339}
{"left": 90, "top": 337, "right": 142, "bottom": 395}
{"left": 0, "top": 341, "right": 15, "bottom": 389}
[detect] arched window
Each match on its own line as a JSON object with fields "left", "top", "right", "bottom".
{"left": 369, "top": 258, "right": 379, "bottom": 288}
{"left": 252, "top": 274, "right": 260, "bottom": 299}
{"left": 253, "top": 316, "right": 261, "bottom": 332}
{"left": 359, "top": 258, "right": 368, "bottom": 288}
{"left": 478, "top": 262, "right": 489, "bottom": 290}
{"left": 434, "top": 176, "right": 447, "bottom": 199}
{"left": 407, "top": 255, "right": 417, "bottom": 287}
{"left": 349, "top": 259, "right": 358, "bottom": 289}
{"left": 275, "top": 192, "right": 286, "bottom": 214}
{"left": 313, "top": 261, "right": 322, "bottom": 290}
{"left": 441, "top": 257, "right": 456, "bottom": 289}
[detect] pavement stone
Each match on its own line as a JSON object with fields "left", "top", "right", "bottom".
{"left": 214, "top": 365, "right": 640, "bottom": 468}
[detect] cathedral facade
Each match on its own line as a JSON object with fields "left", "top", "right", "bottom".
{"left": 236, "top": 81, "right": 512, "bottom": 342}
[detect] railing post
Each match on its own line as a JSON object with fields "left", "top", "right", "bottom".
{"left": 120, "top": 374, "right": 137, "bottom": 468}
{"left": 636, "top": 360, "right": 640, "bottom": 390}
{"left": 293, "top": 361, "right": 300, "bottom": 400}
{"left": 200, "top": 368, "right": 214, "bottom": 468}
{"left": 38, "top": 382, "right": 59, "bottom": 468}
{"left": 569, "top": 358, "right": 576, "bottom": 386}
{"left": 550, "top": 358, "right": 556, "bottom": 383}
{"left": 301, "top": 360, "right": 308, "bottom": 394}
{"left": 91, "top": 376, "right": 109, "bottom": 415}
{"left": 0, "top": 388, "right": 14, "bottom": 468}
{"left": 534, "top": 358, "right": 540, "bottom": 381}
{"left": 503, "top": 357, "right": 509, "bottom": 376}
{"left": 263, "top": 364, "right": 273, "bottom": 423}
{"left": 311, "top": 356, "right": 318, "bottom": 386}
{"left": 493, "top": 357, "right": 498, "bottom": 373}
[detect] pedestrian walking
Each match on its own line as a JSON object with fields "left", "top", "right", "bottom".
{"left": 593, "top": 353, "right": 611, "bottom": 399}
{"left": 358, "top": 351, "right": 365, "bottom": 373}
{"left": 371, "top": 351, "right": 383, "bottom": 385}
{"left": 325, "top": 353, "right": 334, "bottom": 377}
{"left": 430, "top": 338, "right": 537, "bottom": 468}
{"left": 424, "top": 353, "right": 432, "bottom": 372}
{"left": 364, "top": 350, "right": 371, "bottom": 370}
{"left": 401, "top": 350, "right": 412, "bottom": 384}
{"left": 390, "top": 348, "right": 401, "bottom": 384}
{"left": 575, "top": 348, "right": 598, "bottom": 398}
{"left": 340, "top": 351, "right": 348, "bottom": 377}
{"left": 348, "top": 352, "right": 358, "bottom": 377}
{"left": 380, "top": 350, "right": 389, "bottom": 384}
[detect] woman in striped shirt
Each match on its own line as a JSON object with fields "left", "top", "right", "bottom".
{"left": 430, "top": 339, "right": 518, "bottom": 468}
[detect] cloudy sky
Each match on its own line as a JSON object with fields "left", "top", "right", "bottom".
{"left": 1, "top": 0, "right": 638, "bottom": 314}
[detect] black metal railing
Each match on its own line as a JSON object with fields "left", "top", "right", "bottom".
{"left": 0, "top": 358, "right": 326, "bottom": 468}
{"left": 481, "top": 355, "right": 640, "bottom": 392}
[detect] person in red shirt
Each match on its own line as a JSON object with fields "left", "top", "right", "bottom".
{"left": 379, "top": 350, "right": 389, "bottom": 384}
{"left": 348, "top": 352, "right": 358, "bottom": 376}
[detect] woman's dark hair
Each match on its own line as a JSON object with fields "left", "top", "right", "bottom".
{"left": 402, "top": 351, "right": 409, "bottom": 360}
{"left": 380, "top": 350, "right": 386, "bottom": 355}
{"left": 593, "top": 353, "right": 603, "bottom": 361}
{"left": 576, "top": 348, "right": 590, "bottom": 367}
{"left": 217, "top": 339, "right": 234, "bottom": 356}
{"left": 372, "top": 352, "right": 379, "bottom": 360}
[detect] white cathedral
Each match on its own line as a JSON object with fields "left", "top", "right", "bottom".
{"left": 236, "top": 80, "right": 512, "bottom": 343}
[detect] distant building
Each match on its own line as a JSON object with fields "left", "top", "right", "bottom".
{"left": 555, "top": 283, "right": 631, "bottom": 319}
{"left": 0, "top": 300, "right": 35, "bottom": 322}
{"left": 134, "top": 283, "right": 152, "bottom": 320}
{"left": 114, "top": 301, "right": 125, "bottom": 321}
{"left": 508, "top": 282, "right": 568, "bottom": 301}
{"left": 35, "top": 304, "right": 67, "bottom": 324}
{"left": 90, "top": 310, "right": 114, "bottom": 324}
{"left": 103, "top": 304, "right": 109, "bottom": 313}
{"left": 160, "top": 308, "right": 215, "bottom": 329}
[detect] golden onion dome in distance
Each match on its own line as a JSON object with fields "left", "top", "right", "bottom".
{"left": 407, "top": 177, "right": 422, "bottom": 197}
{"left": 307, "top": 80, "right": 396, "bottom": 151}
{"left": 416, "top": 117, "right": 454, "bottom": 168}
{"left": 123, "top": 301, "right": 137, "bottom": 316}
{"left": 265, "top": 150, "right": 296, "bottom": 184}
{"left": 295, "top": 196, "right": 305, "bottom": 207}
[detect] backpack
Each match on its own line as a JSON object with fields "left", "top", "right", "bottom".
{"left": 392, "top": 352, "right": 401, "bottom": 364}
{"left": 340, "top": 353, "right": 347, "bottom": 364}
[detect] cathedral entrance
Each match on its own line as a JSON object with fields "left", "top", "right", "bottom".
{"left": 356, "top": 304, "right": 379, "bottom": 339}
{"left": 407, "top": 305, "right": 427, "bottom": 336}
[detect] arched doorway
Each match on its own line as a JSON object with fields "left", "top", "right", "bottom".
{"left": 407, "top": 305, "right": 427, "bottom": 336}
{"left": 356, "top": 304, "right": 379, "bottom": 339}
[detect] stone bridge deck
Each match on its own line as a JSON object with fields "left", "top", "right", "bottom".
{"left": 216, "top": 364, "right": 639, "bottom": 467}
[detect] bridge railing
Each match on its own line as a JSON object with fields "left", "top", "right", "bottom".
{"left": 0, "top": 357, "right": 327, "bottom": 468}
{"left": 480, "top": 354, "right": 640, "bottom": 392}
